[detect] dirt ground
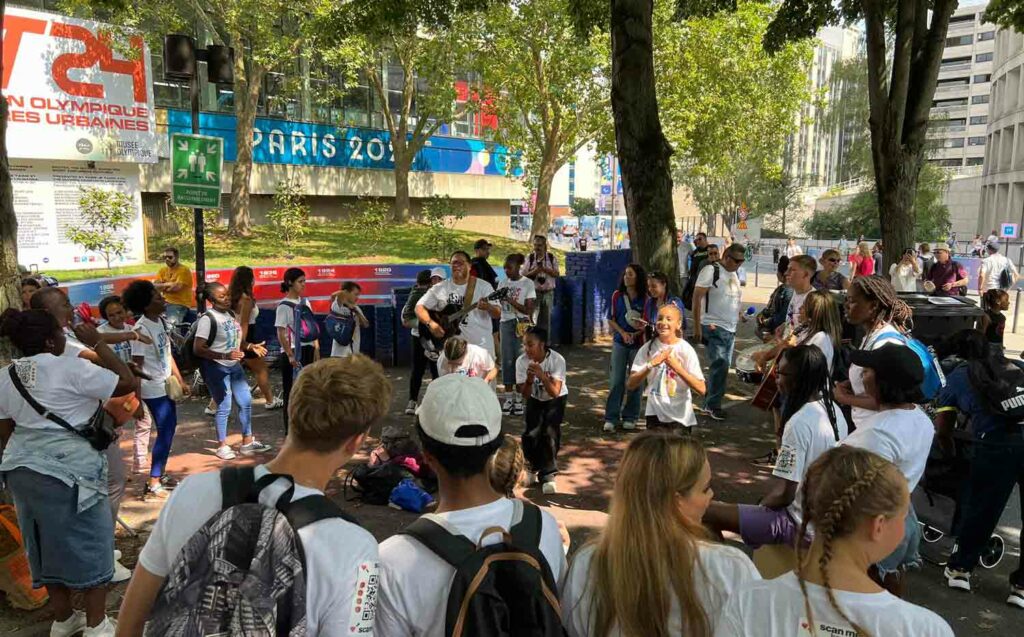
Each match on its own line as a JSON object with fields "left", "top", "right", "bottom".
{"left": 0, "top": 309, "right": 1019, "bottom": 636}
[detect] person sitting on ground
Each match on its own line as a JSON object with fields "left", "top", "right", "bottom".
{"left": 756, "top": 256, "right": 792, "bottom": 340}
{"left": 703, "top": 345, "right": 848, "bottom": 549}
{"left": 437, "top": 335, "right": 498, "bottom": 383}
{"left": 562, "top": 432, "right": 760, "bottom": 636}
{"left": 117, "top": 356, "right": 392, "bottom": 636}
{"left": 376, "top": 374, "right": 568, "bottom": 636}
{"left": 933, "top": 330, "right": 1024, "bottom": 609}
{"left": 627, "top": 304, "right": 705, "bottom": 434}
{"left": 20, "top": 277, "right": 40, "bottom": 310}
{"left": 121, "top": 281, "right": 190, "bottom": 499}
{"left": 516, "top": 327, "right": 569, "bottom": 494}
{"left": 811, "top": 249, "right": 850, "bottom": 291}
{"left": 0, "top": 310, "right": 136, "bottom": 637}
{"left": 714, "top": 446, "right": 953, "bottom": 637}
{"left": 193, "top": 282, "right": 272, "bottom": 460}
{"left": 840, "top": 344, "right": 935, "bottom": 598}
{"left": 329, "top": 281, "right": 370, "bottom": 358}
{"left": 402, "top": 269, "right": 441, "bottom": 415}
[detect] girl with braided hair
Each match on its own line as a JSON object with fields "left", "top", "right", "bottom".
{"left": 715, "top": 446, "right": 953, "bottom": 637}
{"left": 835, "top": 275, "right": 913, "bottom": 428}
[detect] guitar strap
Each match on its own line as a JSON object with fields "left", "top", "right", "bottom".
{"left": 462, "top": 276, "right": 478, "bottom": 316}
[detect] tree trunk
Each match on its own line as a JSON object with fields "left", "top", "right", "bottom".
{"left": 0, "top": 0, "right": 25, "bottom": 364}
{"left": 228, "top": 48, "right": 262, "bottom": 237}
{"left": 874, "top": 149, "right": 920, "bottom": 274}
{"left": 610, "top": 0, "right": 678, "bottom": 289}
{"left": 393, "top": 156, "right": 412, "bottom": 222}
{"left": 529, "top": 156, "right": 559, "bottom": 238}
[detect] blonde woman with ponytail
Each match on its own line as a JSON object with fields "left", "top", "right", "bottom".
{"left": 715, "top": 446, "right": 953, "bottom": 637}
{"left": 562, "top": 432, "right": 759, "bottom": 636}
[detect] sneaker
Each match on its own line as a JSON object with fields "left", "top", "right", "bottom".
{"left": 159, "top": 475, "right": 179, "bottom": 489}
{"left": 1007, "top": 585, "right": 1024, "bottom": 609}
{"left": 264, "top": 397, "right": 284, "bottom": 410}
{"left": 143, "top": 483, "right": 171, "bottom": 501}
{"left": 502, "top": 398, "right": 514, "bottom": 415}
{"left": 111, "top": 556, "right": 133, "bottom": 583}
{"left": 50, "top": 610, "right": 86, "bottom": 637}
{"left": 944, "top": 567, "right": 972, "bottom": 591}
{"left": 83, "top": 617, "right": 116, "bottom": 637}
{"left": 622, "top": 420, "right": 637, "bottom": 431}
{"left": 215, "top": 445, "right": 236, "bottom": 460}
{"left": 602, "top": 421, "right": 615, "bottom": 433}
{"left": 694, "top": 405, "right": 710, "bottom": 416}
{"left": 204, "top": 406, "right": 217, "bottom": 416}
{"left": 239, "top": 440, "right": 273, "bottom": 456}
{"left": 542, "top": 481, "right": 557, "bottom": 495}
{"left": 707, "top": 409, "right": 726, "bottom": 422}
{"left": 512, "top": 401, "right": 525, "bottom": 416}
{"left": 114, "top": 549, "right": 122, "bottom": 561}
{"left": 405, "top": 400, "right": 418, "bottom": 416}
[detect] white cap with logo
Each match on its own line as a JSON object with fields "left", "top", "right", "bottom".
{"left": 416, "top": 374, "right": 502, "bottom": 446}
{"left": 430, "top": 267, "right": 446, "bottom": 279}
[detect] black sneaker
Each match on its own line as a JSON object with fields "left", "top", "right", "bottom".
{"left": 159, "top": 475, "right": 179, "bottom": 489}
{"left": 707, "top": 408, "right": 726, "bottom": 421}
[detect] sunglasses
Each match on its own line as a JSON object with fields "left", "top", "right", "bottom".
{"left": 162, "top": 255, "right": 175, "bottom": 260}
{"left": 826, "top": 258, "right": 840, "bottom": 263}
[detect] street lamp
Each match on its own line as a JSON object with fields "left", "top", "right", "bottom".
{"left": 163, "top": 35, "right": 233, "bottom": 308}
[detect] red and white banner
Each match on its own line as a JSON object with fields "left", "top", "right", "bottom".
{"left": 2, "top": 7, "right": 157, "bottom": 163}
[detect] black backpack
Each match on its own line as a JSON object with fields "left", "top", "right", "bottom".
{"left": 681, "top": 252, "right": 709, "bottom": 310}
{"left": 343, "top": 462, "right": 414, "bottom": 505}
{"left": 146, "top": 467, "right": 355, "bottom": 637}
{"left": 400, "top": 500, "right": 566, "bottom": 637}
{"left": 968, "top": 356, "right": 1024, "bottom": 420}
{"left": 178, "top": 311, "right": 217, "bottom": 373}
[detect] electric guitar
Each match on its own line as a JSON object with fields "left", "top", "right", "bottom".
{"left": 421, "top": 288, "right": 511, "bottom": 360}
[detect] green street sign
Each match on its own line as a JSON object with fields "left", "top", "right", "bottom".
{"left": 170, "top": 133, "right": 223, "bottom": 209}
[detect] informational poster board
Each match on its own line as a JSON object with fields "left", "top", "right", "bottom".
{"left": 11, "top": 161, "right": 145, "bottom": 270}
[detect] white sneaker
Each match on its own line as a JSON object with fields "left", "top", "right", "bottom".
{"left": 83, "top": 617, "right": 116, "bottom": 637}
{"left": 50, "top": 610, "right": 86, "bottom": 637}
{"left": 542, "top": 481, "right": 557, "bottom": 495}
{"left": 501, "top": 398, "right": 514, "bottom": 415}
{"left": 264, "top": 397, "right": 284, "bottom": 410}
{"left": 204, "top": 406, "right": 217, "bottom": 416}
{"left": 114, "top": 549, "right": 122, "bottom": 561}
{"left": 512, "top": 400, "right": 525, "bottom": 416}
{"left": 944, "top": 567, "right": 972, "bottom": 591}
{"left": 215, "top": 445, "right": 236, "bottom": 460}
{"left": 239, "top": 440, "right": 273, "bottom": 456}
{"left": 111, "top": 556, "right": 132, "bottom": 583}
{"left": 622, "top": 420, "right": 637, "bottom": 431}
{"left": 602, "top": 421, "right": 615, "bottom": 433}
{"left": 405, "top": 400, "right": 417, "bottom": 416}
{"left": 1008, "top": 585, "right": 1024, "bottom": 609}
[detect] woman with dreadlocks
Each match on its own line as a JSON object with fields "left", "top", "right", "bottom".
{"left": 703, "top": 345, "right": 848, "bottom": 549}
{"left": 714, "top": 446, "right": 953, "bottom": 636}
{"left": 834, "top": 275, "right": 913, "bottom": 428}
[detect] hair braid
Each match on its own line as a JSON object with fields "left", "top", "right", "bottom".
{"left": 852, "top": 275, "right": 912, "bottom": 333}
{"left": 795, "top": 474, "right": 818, "bottom": 635}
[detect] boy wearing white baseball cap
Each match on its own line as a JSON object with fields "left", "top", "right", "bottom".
{"left": 376, "top": 374, "right": 567, "bottom": 637}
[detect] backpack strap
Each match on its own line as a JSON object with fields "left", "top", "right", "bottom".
{"left": 463, "top": 277, "right": 478, "bottom": 313}
{"left": 220, "top": 466, "right": 257, "bottom": 509}
{"left": 508, "top": 500, "right": 543, "bottom": 549}
{"left": 401, "top": 515, "right": 477, "bottom": 568}
{"left": 280, "top": 494, "right": 359, "bottom": 530}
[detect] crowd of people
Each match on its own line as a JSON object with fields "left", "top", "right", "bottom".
{"left": 2, "top": 228, "right": 1022, "bottom": 636}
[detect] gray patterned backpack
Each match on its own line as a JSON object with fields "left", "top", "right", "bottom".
{"left": 146, "top": 467, "right": 355, "bottom": 636}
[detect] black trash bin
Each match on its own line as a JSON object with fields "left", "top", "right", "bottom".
{"left": 898, "top": 293, "right": 984, "bottom": 346}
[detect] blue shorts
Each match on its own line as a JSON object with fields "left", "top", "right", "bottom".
{"left": 876, "top": 504, "right": 922, "bottom": 577}
{"left": 5, "top": 468, "right": 114, "bottom": 588}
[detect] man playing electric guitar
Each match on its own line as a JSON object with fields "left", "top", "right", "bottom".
{"left": 415, "top": 250, "right": 502, "bottom": 357}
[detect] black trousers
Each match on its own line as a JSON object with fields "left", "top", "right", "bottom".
{"left": 948, "top": 434, "right": 1024, "bottom": 586}
{"left": 645, "top": 415, "right": 694, "bottom": 435}
{"left": 409, "top": 335, "right": 439, "bottom": 402}
{"left": 522, "top": 395, "right": 566, "bottom": 480}
{"left": 281, "top": 345, "right": 316, "bottom": 434}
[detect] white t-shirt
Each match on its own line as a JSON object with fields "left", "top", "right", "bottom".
{"left": 631, "top": 338, "right": 704, "bottom": 426}
{"left": 195, "top": 309, "right": 243, "bottom": 368}
{"left": 562, "top": 542, "right": 759, "bottom": 637}
{"left": 275, "top": 298, "right": 313, "bottom": 351}
{"left": 498, "top": 276, "right": 537, "bottom": 322}
{"left": 62, "top": 328, "right": 88, "bottom": 358}
{"left": 138, "top": 465, "right": 379, "bottom": 637}
{"left": 787, "top": 289, "right": 809, "bottom": 329}
{"left": 889, "top": 263, "right": 918, "bottom": 292}
{"left": 980, "top": 252, "right": 1018, "bottom": 290}
{"left": 695, "top": 264, "right": 741, "bottom": 332}
{"left": 376, "top": 498, "right": 567, "bottom": 637}
{"left": 97, "top": 322, "right": 134, "bottom": 364}
{"left": 714, "top": 572, "right": 953, "bottom": 637}
{"left": 848, "top": 323, "right": 903, "bottom": 427}
{"left": 785, "top": 245, "right": 803, "bottom": 258}
{"left": 416, "top": 279, "right": 498, "bottom": 355}
{"left": 329, "top": 300, "right": 364, "bottom": 358}
{"left": 132, "top": 316, "right": 173, "bottom": 399}
{"left": 437, "top": 343, "right": 495, "bottom": 380}
{"left": 0, "top": 354, "right": 117, "bottom": 430}
{"left": 803, "top": 331, "right": 835, "bottom": 374}
{"left": 515, "top": 350, "right": 569, "bottom": 401}
{"left": 774, "top": 401, "right": 849, "bottom": 525}
{"left": 842, "top": 406, "right": 934, "bottom": 492}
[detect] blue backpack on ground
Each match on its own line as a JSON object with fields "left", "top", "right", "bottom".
{"left": 326, "top": 309, "right": 357, "bottom": 348}
{"left": 889, "top": 332, "right": 947, "bottom": 400}
{"left": 281, "top": 299, "right": 321, "bottom": 345}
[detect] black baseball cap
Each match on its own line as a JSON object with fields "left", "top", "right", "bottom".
{"left": 849, "top": 344, "right": 925, "bottom": 402}
{"left": 474, "top": 239, "right": 493, "bottom": 249}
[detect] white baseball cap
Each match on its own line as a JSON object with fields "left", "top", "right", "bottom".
{"left": 429, "top": 267, "right": 446, "bottom": 279}
{"left": 417, "top": 375, "right": 502, "bottom": 446}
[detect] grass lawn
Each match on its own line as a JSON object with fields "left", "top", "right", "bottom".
{"left": 51, "top": 222, "right": 562, "bottom": 282}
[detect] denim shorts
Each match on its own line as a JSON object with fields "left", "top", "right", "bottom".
{"left": 5, "top": 468, "right": 114, "bottom": 588}
{"left": 876, "top": 504, "right": 922, "bottom": 577}
{"left": 738, "top": 504, "right": 801, "bottom": 548}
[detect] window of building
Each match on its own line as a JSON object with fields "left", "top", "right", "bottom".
{"left": 978, "top": 31, "right": 995, "bottom": 42}
{"left": 948, "top": 13, "right": 977, "bottom": 25}
{"left": 945, "top": 138, "right": 965, "bottom": 148}
{"left": 966, "top": 157, "right": 985, "bottom": 166}
{"left": 933, "top": 97, "right": 969, "bottom": 107}
{"left": 938, "top": 77, "right": 970, "bottom": 87}
{"left": 931, "top": 158, "right": 964, "bottom": 167}
{"left": 972, "top": 94, "right": 990, "bottom": 104}
{"left": 974, "top": 74, "right": 991, "bottom": 83}
{"left": 976, "top": 52, "right": 994, "bottom": 62}
{"left": 946, "top": 35, "right": 973, "bottom": 47}
{"left": 968, "top": 136, "right": 986, "bottom": 145}
{"left": 970, "top": 115, "right": 989, "bottom": 125}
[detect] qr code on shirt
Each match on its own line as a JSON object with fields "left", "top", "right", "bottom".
{"left": 774, "top": 444, "right": 798, "bottom": 479}
{"left": 348, "top": 561, "right": 379, "bottom": 634}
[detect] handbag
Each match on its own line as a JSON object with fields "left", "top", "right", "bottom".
{"left": 165, "top": 376, "right": 185, "bottom": 402}
{"left": 7, "top": 365, "right": 119, "bottom": 451}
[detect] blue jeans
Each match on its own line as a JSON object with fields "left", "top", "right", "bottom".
{"left": 703, "top": 326, "right": 735, "bottom": 411}
{"left": 203, "top": 361, "right": 252, "bottom": 442}
{"left": 500, "top": 320, "right": 522, "bottom": 387}
{"left": 604, "top": 342, "right": 642, "bottom": 423}
{"left": 143, "top": 396, "right": 178, "bottom": 479}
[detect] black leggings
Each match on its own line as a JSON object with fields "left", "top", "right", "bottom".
{"left": 645, "top": 415, "right": 694, "bottom": 435}
{"left": 281, "top": 345, "right": 316, "bottom": 434}
{"left": 522, "top": 395, "right": 566, "bottom": 480}
{"left": 409, "top": 335, "right": 439, "bottom": 402}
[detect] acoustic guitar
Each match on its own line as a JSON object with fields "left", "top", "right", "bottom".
{"left": 751, "top": 327, "right": 797, "bottom": 411}
{"left": 421, "top": 288, "right": 510, "bottom": 360}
